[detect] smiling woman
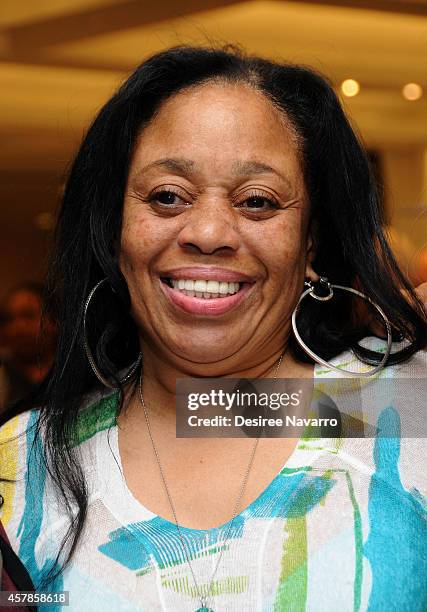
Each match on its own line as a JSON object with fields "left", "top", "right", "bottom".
{"left": 0, "top": 46, "right": 426, "bottom": 612}
{"left": 120, "top": 81, "right": 312, "bottom": 360}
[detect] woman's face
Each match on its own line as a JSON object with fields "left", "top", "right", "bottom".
{"left": 120, "top": 81, "right": 317, "bottom": 367}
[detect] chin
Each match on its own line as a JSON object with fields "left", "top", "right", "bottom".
{"left": 166, "top": 336, "right": 242, "bottom": 366}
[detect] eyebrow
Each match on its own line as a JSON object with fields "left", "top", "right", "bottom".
{"left": 138, "top": 157, "right": 293, "bottom": 189}
{"left": 232, "top": 160, "right": 278, "bottom": 175}
{"left": 140, "top": 158, "right": 195, "bottom": 174}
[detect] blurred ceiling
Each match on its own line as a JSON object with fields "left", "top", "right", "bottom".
{"left": 0, "top": 0, "right": 426, "bottom": 290}
{"left": 1, "top": 0, "right": 427, "bottom": 168}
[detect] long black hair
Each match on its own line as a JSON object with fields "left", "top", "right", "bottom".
{"left": 1, "top": 45, "right": 426, "bottom": 587}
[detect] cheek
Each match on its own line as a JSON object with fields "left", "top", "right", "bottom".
{"left": 120, "top": 228, "right": 143, "bottom": 274}
{"left": 249, "top": 215, "right": 308, "bottom": 283}
{"left": 119, "top": 211, "right": 169, "bottom": 274}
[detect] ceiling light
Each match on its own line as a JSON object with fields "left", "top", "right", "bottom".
{"left": 341, "top": 79, "right": 360, "bottom": 97}
{"left": 402, "top": 83, "right": 423, "bottom": 101}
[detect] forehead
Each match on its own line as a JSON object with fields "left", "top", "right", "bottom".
{"left": 131, "top": 81, "right": 302, "bottom": 175}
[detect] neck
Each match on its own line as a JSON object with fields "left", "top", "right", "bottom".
{"left": 122, "top": 338, "right": 313, "bottom": 424}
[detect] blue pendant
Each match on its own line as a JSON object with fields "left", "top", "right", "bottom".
{"left": 195, "top": 608, "right": 214, "bottom": 612}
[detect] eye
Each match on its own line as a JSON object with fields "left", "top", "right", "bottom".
{"left": 234, "top": 191, "right": 280, "bottom": 215}
{"left": 149, "top": 189, "right": 188, "bottom": 208}
{"left": 243, "top": 196, "right": 277, "bottom": 209}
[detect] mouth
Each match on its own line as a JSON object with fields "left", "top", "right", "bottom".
{"left": 159, "top": 275, "right": 256, "bottom": 316}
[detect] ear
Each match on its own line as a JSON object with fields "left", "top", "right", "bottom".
{"left": 305, "top": 227, "right": 320, "bottom": 283}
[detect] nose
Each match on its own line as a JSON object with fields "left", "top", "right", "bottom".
{"left": 177, "top": 200, "right": 240, "bottom": 255}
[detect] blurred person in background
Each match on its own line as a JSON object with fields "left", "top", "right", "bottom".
{"left": 0, "top": 283, "right": 56, "bottom": 412}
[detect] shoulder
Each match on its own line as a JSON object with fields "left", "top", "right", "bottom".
{"left": 71, "top": 389, "right": 118, "bottom": 447}
{"left": 0, "top": 409, "right": 39, "bottom": 480}
{"left": 0, "top": 409, "right": 41, "bottom": 546}
{"left": 0, "top": 389, "right": 119, "bottom": 486}
{"left": 314, "top": 338, "right": 426, "bottom": 430}
{"left": 0, "top": 391, "right": 118, "bottom": 549}
{"left": 315, "top": 335, "right": 426, "bottom": 378}
{"left": 313, "top": 336, "right": 427, "bottom": 505}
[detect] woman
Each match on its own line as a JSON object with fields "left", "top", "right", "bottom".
{"left": 0, "top": 46, "right": 426, "bottom": 611}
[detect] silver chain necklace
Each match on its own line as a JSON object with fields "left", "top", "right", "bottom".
{"left": 138, "top": 352, "right": 284, "bottom": 612}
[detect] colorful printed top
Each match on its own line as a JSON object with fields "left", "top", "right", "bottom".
{"left": 0, "top": 342, "right": 426, "bottom": 611}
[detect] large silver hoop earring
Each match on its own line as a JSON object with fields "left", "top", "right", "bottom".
{"left": 292, "top": 277, "right": 393, "bottom": 377}
{"left": 83, "top": 278, "right": 142, "bottom": 388}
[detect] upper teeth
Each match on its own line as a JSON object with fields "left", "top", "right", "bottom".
{"left": 171, "top": 279, "right": 240, "bottom": 294}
